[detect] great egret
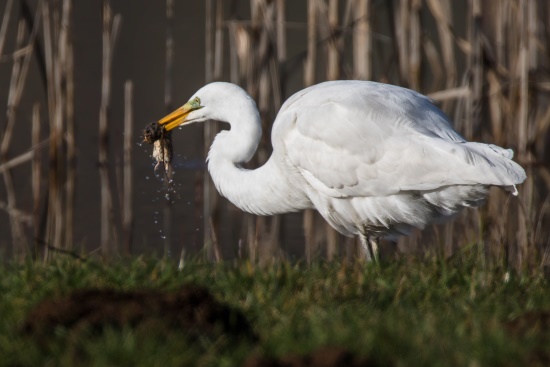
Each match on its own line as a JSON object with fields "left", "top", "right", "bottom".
{"left": 158, "top": 81, "right": 526, "bottom": 261}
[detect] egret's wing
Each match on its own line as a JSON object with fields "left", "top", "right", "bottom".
{"left": 275, "top": 81, "right": 525, "bottom": 198}
{"left": 278, "top": 81, "right": 466, "bottom": 142}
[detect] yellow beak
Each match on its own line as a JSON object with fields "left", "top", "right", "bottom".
{"left": 158, "top": 98, "right": 203, "bottom": 131}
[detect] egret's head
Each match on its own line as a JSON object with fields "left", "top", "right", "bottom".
{"left": 158, "top": 82, "right": 258, "bottom": 131}
{"left": 158, "top": 96, "right": 204, "bottom": 131}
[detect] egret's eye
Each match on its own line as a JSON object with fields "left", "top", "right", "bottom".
{"left": 188, "top": 96, "right": 202, "bottom": 109}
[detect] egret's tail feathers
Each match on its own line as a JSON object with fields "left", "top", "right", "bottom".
{"left": 488, "top": 144, "right": 514, "bottom": 159}
{"left": 460, "top": 142, "right": 527, "bottom": 187}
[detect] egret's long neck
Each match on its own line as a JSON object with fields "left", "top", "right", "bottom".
{"left": 206, "top": 106, "right": 310, "bottom": 215}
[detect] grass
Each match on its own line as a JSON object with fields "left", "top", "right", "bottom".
{"left": 0, "top": 251, "right": 549, "bottom": 366}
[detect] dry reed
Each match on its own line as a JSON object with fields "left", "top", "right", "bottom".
{"left": 2, "top": 3, "right": 42, "bottom": 256}
{"left": 163, "top": 0, "right": 174, "bottom": 258}
{"left": 61, "top": 0, "right": 75, "bottom": 251}
{"left": 0, "top": 1, "right": 548, "bottom": 270}
{"left": 203, "top": 0, "right": 218, "bottom": 261}
{"left": 98, "top": 0, "right": 121, "bottom": 256}
{"left": 123, "top": 80, "right": 134, "bottom": 255}
{"left": 303, "top": 0, "right": 318, "bottom": 264}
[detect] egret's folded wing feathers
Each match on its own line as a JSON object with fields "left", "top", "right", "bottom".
{"left": 277, "top": 81, "right": 525, "bottom": 198}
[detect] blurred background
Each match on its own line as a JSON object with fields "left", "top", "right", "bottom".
{"left": 0, "top": 0, "right": 548, "bottom": 269}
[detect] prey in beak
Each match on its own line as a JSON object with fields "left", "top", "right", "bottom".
{"left": 142, "top": 120, "right": 173, "bottom": 174}
{"left": 158, "top": 97, "right": 203, "bottom": 131}
{"left": 142, "top": 96, "right": 203, "bottom": 176}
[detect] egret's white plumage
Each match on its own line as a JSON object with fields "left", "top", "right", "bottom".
{"left": 159, "top": 81, "right": 526, "bottom": 261}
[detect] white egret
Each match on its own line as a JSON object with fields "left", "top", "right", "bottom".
{"left": 158, "top": 81, "right": 526, "bottom": 261}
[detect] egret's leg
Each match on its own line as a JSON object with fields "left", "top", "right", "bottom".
{"left": 359, "top": 232, "right": 379, "bottom": 262}
{"left": 359, "top": 233, "right": 372, "bottom": 262}
{"left": 369, "top": 236, "right": 379, "bottom": 262}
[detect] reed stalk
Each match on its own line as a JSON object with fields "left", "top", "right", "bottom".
{"left": 326, "top": 0, "right": 339, "bottom": 82}
{"left": 202, "top": 0, "right": 223, "bottom": 262}
{"left": 0, "top": 0, "right": 13, "bottom": 58}
{"left": 123, "top": 80, "right": 134, "bottom": 256}
{"left": 31, "top": 103, "right": 41, "bottom": 257}
{"left": 99, "top": 0, "right": 112, "bottom": 256}
{"left": 2, "top": 3, "right": 42, "bottom": 256}
{"left": 325, "top": 0, "right": 340, "bottom": 260}
{"left": 425, "top": 0, "right": 456, "bottom": 109}
{"left": 352, "top": 0, "right": 370, "bottom": 81}
{"left": 43, "top": 1, "right": 64, "bottom": 253}
{"left": 59, "top": 0, "right": 73, "bottom": 250}
{"left": 303, "top": 0, "right": 318, "bottom": 264}
{"left": 276, "top": 0, "right": 286, "bottom": 63}
{"left": 98, "top": 0, "right": 121, "bottom": 256}
{"left": 163, "top": 0, "right": 174, "bottom": 259}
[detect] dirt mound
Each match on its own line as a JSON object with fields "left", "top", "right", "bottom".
{"left": 506, "top": 310, "right": 550, "bottom": 335}
{"left": 244, "top": 346, "right": 385, "bottom": 367}
{"left": 505, "top": 311, "right": 550, "bottom": 365}
{"left": 23, "top": 284, "right": 255, "bottom": 341}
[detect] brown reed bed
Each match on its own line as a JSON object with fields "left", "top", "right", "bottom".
{"left": 0, "top": 1, "right": 548, "bottom": 270}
